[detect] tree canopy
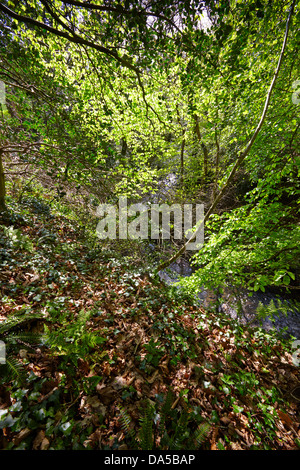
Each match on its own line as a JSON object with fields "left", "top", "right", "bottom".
{"left": 1, "top": 0, "right": 298, "bottom": 293}
{"left": 0, "top": 0, "right": 300, "bottom": 452}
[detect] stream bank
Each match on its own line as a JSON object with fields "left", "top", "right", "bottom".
{"left": 147, "top": 173, "right": 300, "bottom": 340}
{"left": 158, "top": 257, "right": 300, "bottom": 340}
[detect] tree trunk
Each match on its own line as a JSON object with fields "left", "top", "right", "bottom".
{"left": 194, "top": 115, "right": 208, "bottom": 179}
{"left": 0, "top": 150, "right": 6, "bottom": 211}
{"left": 213, "top": 127, "right": 220, "bottom": 202}
{"left": 180, "top": 131, "right": 185, "bottom": 189}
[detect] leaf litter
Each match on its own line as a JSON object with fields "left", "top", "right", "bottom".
{"left": 0, "top": 203, "right": 300, "bottom": 450}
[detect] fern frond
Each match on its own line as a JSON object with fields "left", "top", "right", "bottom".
{"left": 118, "top": 393, "right": 212, "bottom": 451}
{"left": 0, "top": 356, "right": 27, "bottom": 384}
{"left": 157, "top": 389, "right": 174, "bottom": 441}
{"left": 161, "top": 389, "right": 174, "bottom": 417}
{"left": 119, "top": 407, "right": 132, "bottom": 434}
{"left": 9, "top": 332, "right": 43, "bottom": 345}
{"left": 194, "top": 422, "right": 211, "bottom": 448}
{"left": 138, "top": 401, "right": 154, "bottom": 450}
{"left": 168, "top": 409, "right": 190, "bottom": 450}
{"left": 119, "top": 407, "right": 137, "bottom": 445}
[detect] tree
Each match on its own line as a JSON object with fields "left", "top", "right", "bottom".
{"left": 156, "top": 0, "right": 298, "bottom": 273}
{"left": 0, "top": 0, "right": 299, "bottom": 295}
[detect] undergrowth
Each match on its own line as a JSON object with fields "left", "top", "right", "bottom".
{"left": 0, "top": 186, "right": 300, "bottom": 450}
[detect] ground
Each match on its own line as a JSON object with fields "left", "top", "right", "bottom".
{"left": 0, "top": 193, "right": 300, "bottom": 450}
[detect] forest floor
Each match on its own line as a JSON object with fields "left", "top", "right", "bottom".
{"left": 0, "top": 191, "right": 300, "bottom": 450}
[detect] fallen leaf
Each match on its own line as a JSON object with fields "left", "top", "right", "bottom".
{"left": 277, "top": 410, "right": 295, "bottom": 430}
{"left": 12, "top": 428, "right": 32, "bottom": 446}
{"left": 40, "top": 437, "right": 50, "bottom": 450}
{"left": 32, "top": 429, "right": 46, "bottom": 450}
{"left": 96, "top": 385, "right": 116, "bottom": 405}
{"left": 220, "top": 416, "right": 231, "bottom": 425}
{"left": 148, "top": 370, "right": 160, "bottom": 384}
{"left": 112, "top": 376, "right": 127, "bottom": 390}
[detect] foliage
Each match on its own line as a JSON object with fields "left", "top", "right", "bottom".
{"left": 1, "top": 225, "right": 33, "bottom": 252}
{"left": 119, "top": 392, "right": 211, "bottom": 450}
{"left": 0, "top": 190, "right": 299, "bottom": 450}
{"left": 0, "top": 0, "right": 299, "bottom": 452}
{"left": 0, "top": 374, "right": 91, "bottom": 450}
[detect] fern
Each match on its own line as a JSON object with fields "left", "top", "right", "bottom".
{"left": 161, "top": 389, "right": 174, "bottom": 416}
{"left": 256, "top": 298, "right": 298, "bottom": 323}
{"left": 118, "top": 391, "right": 211, "bottom": 450}
{"left": 163, "top": 408, "right": 190, "bottom": 450}
{"left": 119, "top": 407, "right": 138, "bottom": 447}
{"left": 0, "top": 356, "right": 27, "bottom": 383}
{"left": 0, "top": 313, "right": 44, "bottom": 335}
{"left": 119, "top": 407, "right": 133, "bottom": 435}
{"left": 0, "top": 313, "right": 44, "bottom": 384}
{"left": 194, "top": 422, "right": 211, "bottom": 448}
{"left": 138, "top": 401, "right": 154, "bottom": 450}
{"left": 7, "top": 332, "right": 42, "bottom": 346}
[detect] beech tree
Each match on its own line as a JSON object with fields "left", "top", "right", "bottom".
{"left": 0, "top": 0, "right": 299, "bottom": 292}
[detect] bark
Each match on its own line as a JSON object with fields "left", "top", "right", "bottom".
{"left": 155, "top": 0, "right": 296, "bottom": 273}
{"left": 194, "top": 115, "right": 208, "bottom": 179}
{"left": 213, "top": 127, "right": 220, "bottom": 202}
{"left": 180, "top": 131, "right": 185, "bottom": 189}
{"left": 0, "top": 150, "right": 6, "bottom": 211}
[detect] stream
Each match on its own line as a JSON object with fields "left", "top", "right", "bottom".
{"left": 151, "top": 173, "right": 300, "bottom": 340}
{"left": 158, "top": 255, "right": 300, "bottom": 340}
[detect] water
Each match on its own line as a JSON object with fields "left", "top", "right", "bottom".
{"left": 151, "top": 173, "right": 300, "bottom": 339}
{"left": 159, "top": 257, "right": 300, "bottom": 340}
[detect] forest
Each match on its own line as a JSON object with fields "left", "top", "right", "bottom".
{"left": 0, "top": 0, "right": 299, "bottom": 452}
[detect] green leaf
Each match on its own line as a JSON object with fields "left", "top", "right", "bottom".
{"left": 233, "top": 404, "right": 244, "bottom": 413}
{"left": 283, "top": 275, "right": 290, "bottom": 285}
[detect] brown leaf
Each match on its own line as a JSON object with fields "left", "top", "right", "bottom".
{"left": 12, "top": 428, "right": 32, "bottom": 446}
{"left": 210, "top": 426, "right": 219, "bottom": 450}
{"left": 32, "top": 430, "right": 46, "bottom": 450}
{"left": 231, "top": 441, "right": 243, "bottom": 450}
{"left": 148, "top": 370, "right": 160, "bottom": 384}
{"left": 96, "top": 385, "right": 116, "bottom": 405}
{"left": 102, "top": 362, "right": 111, "bottom": 376}
{"left": 40, "top": 437, "right": 50, "bottom": 450}
{"left": 83, "top": 429, "right": 102, "bottom": 449}
{"left": 277, "top": 410, "right": 295, "bottom": 430}
{"left": 220, "top": 416, "right": 231, "bottom": 425}
{"left": 112, "top": 376, "right": 127, "bottom": 390}
{"left": 85, "top": 395, "right": 107, "bottom": 416}
{"left": 77, "top": 358, "right": 90, "bottom": 375}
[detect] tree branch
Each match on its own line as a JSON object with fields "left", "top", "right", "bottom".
{"left": 40, "top": 0, "right": 76, "bottom": 37}
{"left": 0, "top": 0, "right": 168, "bottom": 124}
{"left": 62, "top": 0, "right": 182, "bottom": 32}
{"left": 155, "top": 0, "right": 296, "bottom": 273}
{"left": 0, "top": 2, "right": 138, "bottom": 72}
